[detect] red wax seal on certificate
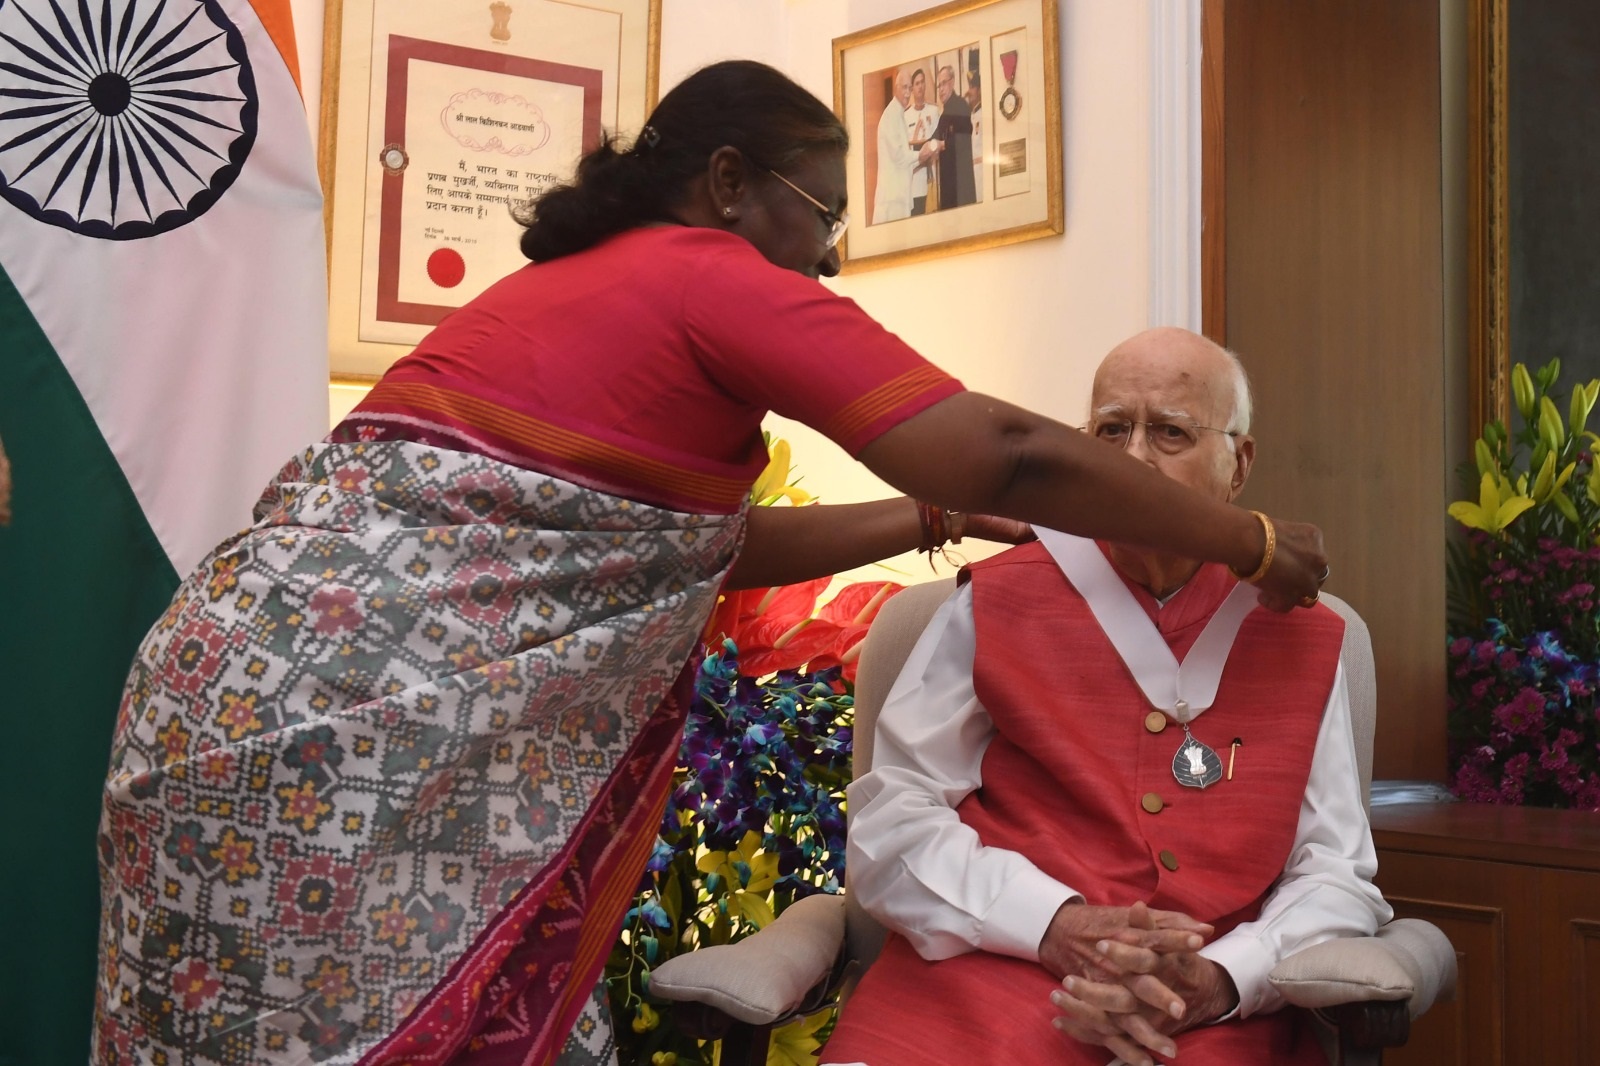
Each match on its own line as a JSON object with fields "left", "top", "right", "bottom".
{"left": 427, "top": 248, "right": 466, "bottom": 288}
{"left": 379, "top": 144, "right": 409, "bottom": 174}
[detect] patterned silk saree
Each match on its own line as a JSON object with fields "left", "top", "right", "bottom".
{"left": 94, "top": 441, "right": 743, "bottom": 1065}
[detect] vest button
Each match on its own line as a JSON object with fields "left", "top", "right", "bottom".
{"left": 1141, "top": 793, "right": 1164, "bottom": 814}
{"left": 1159, "top": 849, "right": 1179, "bottom": 871}
{"left": 1144, "top": 711, "right": 1168, "bottom": 734}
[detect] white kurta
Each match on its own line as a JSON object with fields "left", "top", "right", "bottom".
{"left": 872, "top": 98, "right": 915, "bottom": 224}
{"left": 903, "top": 102, "right": 942, "bottom": 201}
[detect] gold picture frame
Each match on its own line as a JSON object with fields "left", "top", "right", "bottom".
{"left": 1466, "top": 0, "right": 1508, "bottom": 435}
{"left": 832, "top": 0, "right": 1062, "bottom": 273}
{"left": 317, "top": 0, "right": 660, "bottom": 382}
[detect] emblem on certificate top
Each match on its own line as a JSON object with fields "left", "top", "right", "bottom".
{"left": 490, "top": 1, "right": 513, "bottom": 42}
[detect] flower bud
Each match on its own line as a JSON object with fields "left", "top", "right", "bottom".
{"left": 1512, "top": 363, "right": 1536, "bottom": 422}
{"left": 1539, "top": 396, "right": 1566, "bottom": 452}
{"left": 1572, "top": 381, "right": 1599, "bottom": 437}
{"left": 1474, "top": 438, "right": 1496, "bottom": 479}
{"left": 1532, "top": 450, "right": 1556, "bottom": 502}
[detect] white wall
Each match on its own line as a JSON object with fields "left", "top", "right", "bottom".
{"left": 304, "top": 0, "right": 1190, "bottom": 584}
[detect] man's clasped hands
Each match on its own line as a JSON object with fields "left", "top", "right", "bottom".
{"left": 1041, "top": 900, "right": 1239, "bottom": 1066}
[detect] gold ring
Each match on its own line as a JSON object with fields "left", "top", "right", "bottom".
{"left": 1299, "top": 594, "right": 1319, "bottom": 608}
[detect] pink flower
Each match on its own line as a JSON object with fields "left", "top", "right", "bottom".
{"left": 1492, "top": 688, "right": 1544, "bottom": 737}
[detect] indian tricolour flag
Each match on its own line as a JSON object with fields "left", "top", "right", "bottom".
{"left": 0, "top": 0, "right": 326, "bottom": 1057}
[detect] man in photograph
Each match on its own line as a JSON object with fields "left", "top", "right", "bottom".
{"left": 872, "top": 67, "right": 917, "bottom": 224}
{"left": 904, "top": 67, "right": 942, "bottom": 216}
{"left": 967, "top": 72, "right": 984, "bottom": 200}
{"left": 933, "top": 64, "right": 976, "bottom": 210}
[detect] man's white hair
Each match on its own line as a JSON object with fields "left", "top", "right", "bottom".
{"left": 1221, "top": 346, "right": 1252, "bottom": 435}
{"left": 1087, "top": 331, "right": 1254, "bottom": 435}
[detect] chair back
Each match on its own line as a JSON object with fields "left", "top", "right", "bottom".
{"left": 844, "top": 580, "right": 1379, "bottom": 970}
{"left": 845, "top": 578, "right": 955, "bottom": 971}
{"left": 1320, "top": 593, "right": 1377, "bottom": 809}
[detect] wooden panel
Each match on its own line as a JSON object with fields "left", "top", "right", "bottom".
{"left": 1375, "top": 851, "right": 1519, "bottom": 1066}
{"left": 1541, "top": 870, "right": 1600, "bottom": 1063}
{"left": 1212, "top": 0, "right": 1446, "bottom": 779}
{"left": 1372, "top": 801, "right": 1600, "bottom": 872}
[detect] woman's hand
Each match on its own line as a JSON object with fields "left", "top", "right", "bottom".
{"left": 959, "top": 513, "right": 1035, "bottom": 545}
{"left": 1250, "top": 517, "right": 1329, "bottom": 613}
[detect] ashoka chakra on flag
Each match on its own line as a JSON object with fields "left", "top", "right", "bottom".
{"left": 0, "top": 0, "right": 257, "bottom": 240}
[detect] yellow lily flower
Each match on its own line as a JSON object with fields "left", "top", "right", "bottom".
{"left": 1448, "top": 472, "right": 1535, "bottom": 534}
{"left": 750, "top": 438, "right": 814, "bottom": 507}
{"left": 768, "top": 1009, "right": 833, "bottom": 1066}
{"left": 696, "top": 830, "right": 780, "bottom": 928}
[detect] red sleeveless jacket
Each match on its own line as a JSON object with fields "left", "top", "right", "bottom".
{"left": 824, "top": 542, "right": 1344, "bottom": 1066}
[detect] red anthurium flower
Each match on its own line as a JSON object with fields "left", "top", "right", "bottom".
{"left": 808, "top": 581, "right": 905, "bottom": 682}
{"left": 704, "top": 577, "right": 906, "bottom": 681}
{"left": 704, "top": 578, "right": 828, "bottom": 650}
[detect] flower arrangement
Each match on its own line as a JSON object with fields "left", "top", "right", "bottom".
{"left": 606, "top": 438, "right": 904, "bottom": 1065}
{"left": 1446, "top": 360, "right": 1600, "bottom": 809}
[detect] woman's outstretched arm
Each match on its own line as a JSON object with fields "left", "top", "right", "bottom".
{"left": 852, "top": 392, "right": 1325, "bottom": 612}
{"left": 724, "top": 498, "right": 1028, "bottom": 590}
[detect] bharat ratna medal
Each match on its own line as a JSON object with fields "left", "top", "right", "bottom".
{"left": 1169, "top": 701, "right": 1223, "bottom": 789}
{"left": 999, "top": 49, "right": 1023, "bottom": 120}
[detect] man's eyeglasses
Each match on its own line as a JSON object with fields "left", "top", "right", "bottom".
{"left": 764, "top": 168, "right": 850, "bottom": 250}
{"left": 1086, "top": 418, "right": 1238, "bottom": 456}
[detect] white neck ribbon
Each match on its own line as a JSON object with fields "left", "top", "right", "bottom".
{"left": 1035, "top": 527, "right": 1261, "bottom": 723}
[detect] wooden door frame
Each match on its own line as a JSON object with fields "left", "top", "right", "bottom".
{"left": 1200, "top": 0, "right": 1226, "bottom": 344}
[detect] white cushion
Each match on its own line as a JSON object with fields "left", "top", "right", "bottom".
{"left": 649, "top": 893, "right": 846, "bottom": 1024}
{"left": 1268, "top": 919, "right": 1456, "bottom": 1016}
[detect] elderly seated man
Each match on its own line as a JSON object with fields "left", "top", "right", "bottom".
{"left": 820, "top": 327, "right": 1389, "bottom": 1066}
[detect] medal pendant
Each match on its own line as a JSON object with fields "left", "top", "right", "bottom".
{"left": 1171, "top": 725, "right": 1223, "bottom": 789}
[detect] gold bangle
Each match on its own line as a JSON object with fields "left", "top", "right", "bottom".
{"left": 1229, "top": 510, "right": 1276, "bottom": 584}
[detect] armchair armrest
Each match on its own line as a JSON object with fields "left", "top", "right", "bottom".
{"left": 1268, "top": 918, "right": 1457, "bottom": 1017}
{"left": 649, "top": 892, "right": 847, "bottom": 1026}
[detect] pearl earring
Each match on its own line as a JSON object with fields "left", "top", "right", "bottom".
{"left": 723, "top": 207, "right": 732, "bottom": 216}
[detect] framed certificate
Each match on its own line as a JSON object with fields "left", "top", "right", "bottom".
{"left": 832, "top": 0, "right": 1062, "bottom": 273}
{"left": 319, "top": 0, "right": 660, "bottom": 380}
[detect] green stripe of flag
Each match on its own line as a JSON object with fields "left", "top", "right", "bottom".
{"left": 0, "top": 263, "right": 180, "bottom": 1066}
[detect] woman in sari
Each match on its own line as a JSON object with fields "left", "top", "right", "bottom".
{"left": 94, "top": 61, "right": 1327, "bottom": 1066}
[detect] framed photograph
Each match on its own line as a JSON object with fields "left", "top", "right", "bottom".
{"left": 318, "top": 0, "right": 660, "bottom": 380}
{"left": 832, "top": 0, "right": 1062, "bottom": 273}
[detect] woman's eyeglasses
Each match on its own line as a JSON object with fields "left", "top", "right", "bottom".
{"left": 764, "top": 169, "right": 850, "bottom": 250}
